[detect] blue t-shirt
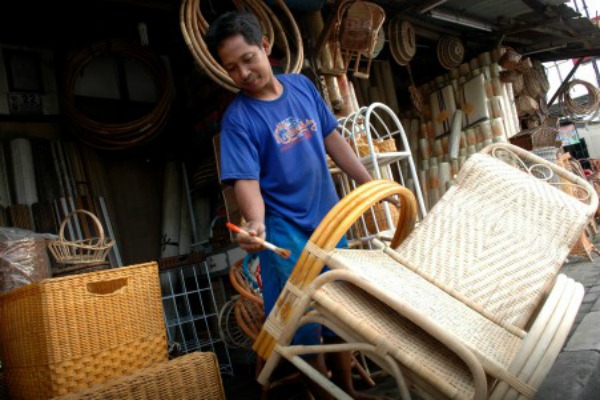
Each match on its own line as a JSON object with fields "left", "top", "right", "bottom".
{"left": 220, "top": 73, "right": 340, "bottom": 232}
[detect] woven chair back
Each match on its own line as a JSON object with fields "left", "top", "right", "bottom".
{"left": 395, "top": 151, "right": 592, "bottom": 329}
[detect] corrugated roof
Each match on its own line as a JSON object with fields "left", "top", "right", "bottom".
{"left": 445, "top": 0, "right": 569, "bottom": 21}
{"left": 372, "top": 0, "right": 600, "bottom": 63}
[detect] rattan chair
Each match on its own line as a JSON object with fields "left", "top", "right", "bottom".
{"left": 253, "top": 143, "right": 598, "bottom": 399}
{"left": 228, "top": 257, "right": 377, "bottom": 398}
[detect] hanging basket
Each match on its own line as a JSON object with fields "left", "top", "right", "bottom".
{"left": 48, "top": 210, "right": 115, "bottom": 265}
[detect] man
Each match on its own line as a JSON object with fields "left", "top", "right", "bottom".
{"left": 206, "top": 11, "right": 377, "bottom": 399}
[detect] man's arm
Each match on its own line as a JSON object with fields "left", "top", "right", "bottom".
{"left": 233, "top": 179, "right": 266, "bottom": 252}
{"left": 324, "top": 130, "right": 372, "bottom": 185}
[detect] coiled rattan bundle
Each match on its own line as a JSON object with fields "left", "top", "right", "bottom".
{"left": 437, "top": 35, "right": 464, "bottom": 70}
{"left": 63, "top": 40, "right": 173, "bottom": 151}
{"left": 180, "top": 0, "right": 303, "bottom": 92}
{"left": 388, "top": 18, "right": 416, "bottom": 66}
{"left": 558, "top": 79, "right": 600, "bottom": 120}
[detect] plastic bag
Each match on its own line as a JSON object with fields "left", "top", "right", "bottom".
{"left": 0, "top": 228, "right": 58, "bottom": 294}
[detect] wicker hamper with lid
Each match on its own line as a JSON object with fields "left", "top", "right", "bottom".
{"left": 0, "top": 261, "right": 168, "bottom": 399}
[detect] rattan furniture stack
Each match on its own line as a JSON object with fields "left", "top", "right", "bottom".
{"left": 253, "top": 143, "right": 597, "bottom": 399}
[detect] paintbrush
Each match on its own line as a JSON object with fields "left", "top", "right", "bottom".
{"left": 226, "top": 222, "right": 292, "bottom": 259}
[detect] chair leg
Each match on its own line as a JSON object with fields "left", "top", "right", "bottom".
{"left": 351, "top": 352, "right": 376, "bottom": 387}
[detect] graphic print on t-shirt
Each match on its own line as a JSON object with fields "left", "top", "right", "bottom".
{"left": 273, "top": 117, "right": 317, "bottom": 150}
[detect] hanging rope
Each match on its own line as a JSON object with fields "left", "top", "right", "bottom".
{"left": 62, "top": 40, "right": 173, "bottom": 151}
{"left": 180, "top": 0, "right": 304, "bottom": 92}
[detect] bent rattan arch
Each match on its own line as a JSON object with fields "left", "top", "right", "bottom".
{"left": 62, "top": 40, "right": 173, "bottom": 151}
{"left": 253, "top": 179, "right": 418, "bottom": 358}
{"left": 180, "top": 0, "right": 304, "bottom": 92}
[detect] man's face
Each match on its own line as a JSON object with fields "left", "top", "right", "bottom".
{"left": 217, "top": 34, "right": 273, "bottom": 97}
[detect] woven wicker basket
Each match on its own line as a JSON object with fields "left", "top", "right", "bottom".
{"left": 48, "top": 209, "right": 115, "bottom": 265}
{"left": 360, "top": 203, "right": 400, "bottom": 235}
{"left": 376, "top": 137, "right": 397, "bottom": 153}
{"left": 52, "top": 352, "right": 225, "bottom": 400}
{"left": 354, "top": 134, "right": 378, "bottom": 157}
{"left": 0, "top": 262, "right": 168, "bottom": 399}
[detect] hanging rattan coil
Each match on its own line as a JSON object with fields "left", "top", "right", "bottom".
{"left": 437, "top": 35, "right": 464, "bottom": 70}
{"left": 388, "top": 18, "right": 416, "bottom": 66}
{"left": 180, "top": 0, "right": 303, "bottom": 92}
{"left": 62, "top": 40, "right": 173, "bottom": 151}
{"left": 558, "top": 79, "right": 600, "bottom": 120}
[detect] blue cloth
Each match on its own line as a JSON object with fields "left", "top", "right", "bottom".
{"left": 219, "top": 73, "right": 340, "bottom": 232}
{"left": 259, "top": 215, "right": 347, "bottom": 346}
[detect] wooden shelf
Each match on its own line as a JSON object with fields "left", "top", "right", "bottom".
{"left": 0, "top": 121, "right": 62, "bottom": 140}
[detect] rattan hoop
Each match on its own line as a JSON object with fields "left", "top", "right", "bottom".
{"left": 48, "top": 210, "right": 115, "bottom": 265}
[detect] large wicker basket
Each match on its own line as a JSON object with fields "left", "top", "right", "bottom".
{"left": 0, "top": 262, "right": 168, "bottom": 399}
{"left": 53, "top": 352, "right": 225, "bottom": 400}
{"left": 48, "top": 209, "right": 115, "bottom": 265}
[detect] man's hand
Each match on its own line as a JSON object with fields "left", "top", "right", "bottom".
{"left": 236, "top": 221, "right": 266, "bottom": 253}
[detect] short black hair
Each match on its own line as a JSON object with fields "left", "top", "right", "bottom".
{"left": 205, "top": 11, "right": 264, "bottom": 62}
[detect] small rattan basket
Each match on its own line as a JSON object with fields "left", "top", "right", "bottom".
{"left": 48, "top": 209, "right": 115, "bottom": 265}
{"left": 376, "top": 137, "right": 398, "bottom": 153}
{"left": 362, "top": 203, "right": 400, "bottom": 235}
